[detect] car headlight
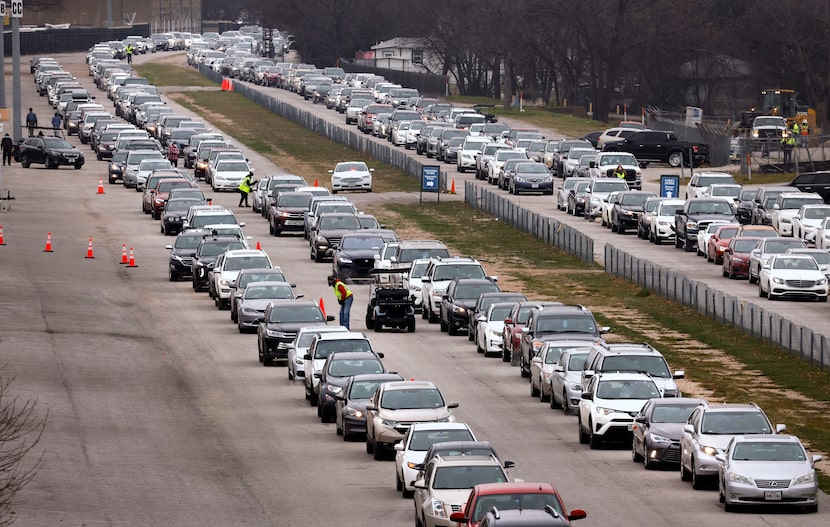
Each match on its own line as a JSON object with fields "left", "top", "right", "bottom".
{"left": 265, "top": 329, "right": 288, "bottom": 338}
{"left": 219, "top": 278, "right": 230, "bottom": 287}
{"left": 772, "top": 277, "right": 784, "bottom": 284}
{"left": 794, "top": 472, "right": 816, "bottom": 485}
{"left": 325, "top": 384, "right": 342, "bottom": 395}
{"left": 489, "top": 329, "right": 502, "bottom": 338}
{"left": 241, "top": 307, "right": 259, "bottom": 315}
{"left": 436, "top": 415, "right": 453, "bottom": 423}
{"left": 727, "top": 472, "right": 753, "bottom": 485}
{"left": 818, "top": 278, "right": 827, "bottom": 285}
{"left": 294, "top": 356, "right": 304, "bottom": 365}
{"left": 381, "top": 418, "right": 399, "bottom": 428}
{"left": 411, "top": 286, "right": 421, "bottom": 292}
{"left": 345, "top": 406, "right": 364, "bottom": 418}
{"left": 452, "top": 305, "right": 466, "bottom": 314}
{"left": 649, "top": 432, "right": 672, "bottom": 443}
{"left": 531, "top": 341, "right": 544, "bottom": 353}
{"left": 595, "top": 407, "right": 615, "bottom": 415}
{"left": 686, "top": 221, "right": 698, "bottom": 229}
{"left": 781, "top": 217, "right": 791, "bottom": 224}
{"left": 338, "top": 256, "right": 353, "bottom": 264}
{"left": 658, "top": 220, "right": 671, "bottom": 226}
{"left": 590, "top": 198, "right": 601, "bottom": 206}
{"left": 733, "top": 257, "right": 745, "bottom": 263}
{"left": 171, "top": 255, "right": 185, "bottom": 263}
{"left": 570, "top": 383, "right": 582, "bottom": 392}
{"left": 432, "top": 289, "right": 446, "bottom": 298}
{"left": 430, "top": 498, "right": 447, "bottom": 519}
{"left": 700, "top": 445, "right": 719, "bottom": 456}
{"left": 542, "top": 372, "right": 552, "bottom": 382}
{"left": 623, "top": 210, "right": 634, "bottom": 216}
{"left": 515, "top": 176, "right": 527, "bottom": 183}
{"left": 154, "top": 198, "right": 165, "bottom": 205}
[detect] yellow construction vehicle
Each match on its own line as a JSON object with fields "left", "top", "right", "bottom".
{"left": 762, "top": 89, "right": 817, "bottom": 131}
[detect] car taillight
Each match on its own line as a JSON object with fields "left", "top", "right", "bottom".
{"left": 692, "top": 145, "right": 699, "bottom": 153}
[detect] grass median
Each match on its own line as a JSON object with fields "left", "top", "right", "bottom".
{"left": 144, "top": 61, "right": 830, "bottom": 489}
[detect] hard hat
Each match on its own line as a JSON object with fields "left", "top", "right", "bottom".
{"left": 803, "top": 119, "right": 808, "bottom": 125}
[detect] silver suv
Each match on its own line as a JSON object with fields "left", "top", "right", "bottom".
{"left": 581, "top": 342, "right": 684, "bottom": 396}
{"left": 420, "top": 257, "right": 490, "bottom": 323}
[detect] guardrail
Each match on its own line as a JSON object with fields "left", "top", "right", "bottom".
{"left": 194, "top": 64, "right": 827, "bottom": 371}
{"left": 605, "top": 244, "right": 829, "bottom": 371}
{"left": 465, "top": 182, "right": 595, "bottom": 266}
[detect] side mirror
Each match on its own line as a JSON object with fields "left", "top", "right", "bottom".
{"left": 165, "top": 245, "right": 173, "bottom": 250}
{"left": 365, "top": 404, "right": 376, "bottom": 411}
{"left": 634, "top": 416, "right": 646, "bottom": 424}
{"left": 503, "top": 461, "right": 516, "bottom": 469}
{"left": 599, "top": 326, "right": 611, "bottom": 334}
{"left": 715, "top": 453, "right": 726, "bottom": 463}
{"left": 394, "top": 442, "right": 404, "bottom": 451}
{"left": 775, "top": 423, "right": 787, "bottom": 433}
{"left": 326, "top": 315, "right": 336, "bottom": 322}
{"left": 673, "top": 370, "right": 685, "bottom": 379}
{"left": 568, "top": 510, "right": 588, "bottom": 521}
{"left": 581, "top": 392, "right": 593, "bottom": 400}
{"left": 449, "top": 512, "right": 466, "bottom": 522}
{"left": 303, "top": 354, "right": 312, "bottom": 361}
{"left": 683, "top": 424, "right": 694, "bottom": 434}
{"left": 413, "top": 480, "right": 426, "bottom": 489}
{"left": 447, "top": 402, "right": 459, "bottom": 409}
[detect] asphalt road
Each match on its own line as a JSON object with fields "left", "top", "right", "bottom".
{"left": 0, "top": 51, "right": 827, "bottom": 527}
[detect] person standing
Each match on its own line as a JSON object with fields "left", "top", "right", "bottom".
{"left": 1, "top": 133, "right": 13, "bottom": 165}
{"left": 238, "top": 171, "right": 253, "bottom": 207}
{"left": 782, "top": 132, "right": 796, "bottom": 169}
{"left": 51, "top": 112, "right": 62, "bottom": 136}
{"left": 126, "top": 44, "right": 133, "bottom": 64}
{"left": 613, "top": 164, "right": 626, "bottom": 179}
{"left": 328, "top": 275, "right": 353, "bottom": 329}
{"left": 25, "top": 108, "right": 37, "bottom": 137}
{"left": 168, "top": 142, "right": 180, "bottom": 167}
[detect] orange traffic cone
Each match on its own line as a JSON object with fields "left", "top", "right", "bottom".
{"left": 0, "top": 225, "right": 5, "bottom": 245}
{"left": 450, "top": 178, "right": 456, "bottom": 194}
{"left": 97, "top": 177, "right": 105, "bottom": 194}
{"left": 319, "top": 297, "right": 326, "bottom": 318}
{"left": 314, "top": 179, "right": 319, "bottom": 187}
{"left": 120, "top": 243, "right": 129, "bottom": 264}
{"left": 127, "top": 247, "right": 138, "bottom": 268}
{"left": 255, "top": 241, "right": 261, "bottom": 250}
{"left": 221, "top": 78, "right": 229, "bottom": 90}
{"left": 85, "top": 238, "right": 95, "bottom": 259}
{"left": 43, "top": 232, "right": 53, "bottom": 252}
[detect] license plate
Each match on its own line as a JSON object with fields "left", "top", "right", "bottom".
{"left": 285, "top": 220, "right": 302, "bottom": 226}
{"left": 532, "top": 183, "right": 539, "bottom": 188}
{"left": 627, "top": 423, "right": 634, "bottom": 431}
{"left": 764, "top": 491, "right": 782, "bottom": 501}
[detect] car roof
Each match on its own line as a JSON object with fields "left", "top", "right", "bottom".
{"left": 408, "top": 422, "right": 473, "bottom": 432}
{"left": 382, "top": 380, "right": 437, "bottom": 391}
{"left": 432, "top": 454, "right": 502, "bottom": 467}
{"left": 348, "top": 373, "right": 403, "bottom": 383}
{"left": 699, "top": 402, "right": 763, "bottom": 413}
{"left": 732, "top": 434, "right": 799, "bottom": 443}
{"left": 595, "top": 371, "right": 658, "bottom": 382}
{"left": 474, "top": 482, "right": 557, "bottom": 495}
{"left": 325, "top": 351, "right": 381, "bottom": 361}
{"left": 314, "top": 332, "right": 368, "bottom": 341}
{"left": 648, "top": 397, "right": 707, "bottom": 407}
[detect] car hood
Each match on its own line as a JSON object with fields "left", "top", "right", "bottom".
{"left": 697, "top": 433, "right": 742, "bottom": 452}
{"left": 453, "top": 299, "right": 478, "bottom": 308}
{"left": 277, "top": 206, "right": 309, "bottom": 213}
{"left": 431, "top": 488, "right": 479, "bottom": 507}
{"left": 730, "top": 460, "right": 810, "bottom": 480}
{"left": 647, "top": 422, "right": 685, "bottom": 441}
{"left": 171, "top": 248, "right": 197, "bottom": 257}
{"left": 266, "top": 321, "right": 327, "bottom": 332}
{"left": 594, "top": 398, "right": 650, "bottom": 414}
{"left": 318, "top": 228, "right": 360, "bottom": 238}
{"left": 51, "top": 147, "right": 82, "bottom": 155}
{"left": 338, "top": 248, "right": 380, "bottom": 259}
{"left": 484, "top": 321, "right": 505, "bottom": 333}
{"left": 688, "top": 213, "right": 736, "bottom": 222}
{"left": 769, "top": 269, "right": 825, "bottom": 280}
{"left": 379, "top": 408, "right": 453, "bottom": 422}
{"left": 240, "top": 298, "right": 284, "bottom": 311}
{"left": 333, "top": 171, "right": 371, "bottom": 178}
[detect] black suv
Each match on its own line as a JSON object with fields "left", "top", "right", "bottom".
{"left": 610, "top": 191, "right": 657, "bottom": 234}
{"left": 520, "top": 306, "right": 606, "bottom": 377}
{"left": 18, "top": 136, "right": 85, "bottom": 169}
{"left": 165, "top": 231, "right": 206, "bottom": 282}
{"left": 190, "top": 236, "right": 246, "bottom": 291}
{"left": 440, "top": 278, "right": 500, "bottom": 336}
{"left": 257, "top": 299, "right": 334, "bottom": 366}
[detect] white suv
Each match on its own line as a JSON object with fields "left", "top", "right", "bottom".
{"left": 420, "top": 257, "right": 490, "bottom": 323}
{"left": 302, "top": 332, "right": 373, "bottom": 405}
{"left": 577, "top": 372, "right": 661, "bottom": 449}
{"left": 208, "top": 249, "right": 273, "bottom": 309}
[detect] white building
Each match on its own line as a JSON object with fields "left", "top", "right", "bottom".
{"left": 369, "top": 37, "right": 442, "bottom": 73}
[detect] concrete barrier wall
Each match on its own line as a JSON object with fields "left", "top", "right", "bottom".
{"left": 605, "top": 244, "right": 830, "bottom": 371}
{"left": 196, "top": 65, "right": 827, "bottom": 371}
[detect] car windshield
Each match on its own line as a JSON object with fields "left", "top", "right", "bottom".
{"left": 326, "top": 358, "right": 383, "bottom": 377}
{"left": 497, "top": 152, "right": 526, "bottom": 161}
{"left": 594, "top": 181, "right": 629, "bottom": 192}
{"left": 733, "top": 239, "right": 760, "bottom": 252}
{"left": 410, "top": 261, "right": 429, "bottom": 278}
{"left": 488, "top": 305, "right": 514, "bottom": 322}
{"left": 687, "top": 201, "right": 733, "bottom": 214}
{"left": 237, "top": 272, "right": 286, "bottom": 289}
{"left": 347, "top": 380, "right": 385, "bottom": 399}
{"left": 341, "top": 236, "right": 384, "bottom": 250}
{"left": 381, "top": 388, "right": 445, "bottom": 410}
{"left": 244, "top": 284, "right": 293, "bottom": 300}
{"left": 795, "top": 251, "right": 830, "bottom": 264}
{"left": 772, "top": 257, "right": 818, "bottom": 270}
{"left": 754, "top": 117, "right": 785, "bottom": 127}
{"left": 358, "top": 216, "right": 380, "bottom": 229}
{"left": 601, "top": 355, "right": 671, "bottom": 378}
{"left": 278, "top": 194, "right": 312, "bottom": 208}
{"left": 455, "top": 283, "right": 500, "bottom": 300}
{"left": 574, "top": 181, "right": 591, "bottom": 192}
{"left": 651, "top": 404, "right": 698, "bottom": 423}
{"left": 191, "top": 214, "right": 236, "bottom": 228}
{"left": 42, "top": 138, "right": 73, "bottom": 149}
{"left": 198, "top": 241, "right": 245, "bottom": 256}
{"left": 620, "top": 193, "right": 650, "bottom": 206}
{"left": 698, "top": 175, "right": 734, "bottom": 186}
{"left": 732, "top": 441, "right": 806, "bottom": 462}
{"left": 399, "top": 248, "right": 449, "bottom": 262}
{"left": 111, "top": 151, "right": 128, "bottom": 163}
{"left": 225, "top": 256, "right": 270, "bottom": 271}
{"left": 569, "top": 352, "right": 589, "bottom": 370}
{"left": 315, "top": 339, "right": 372, "bottom": 358}
{"left": 158, "top": 181, "right": 191, "bottom": 193}
{"left": 544, "top": 345, "right": 590, "bottom": 365}
{"left": 740, "top": 189, "right": 759, "bottom": 200}
{"left": 432, "top": 466, "right": 506, "bottom": 490}
{"left": 410, "top": 429, "right": 475, "bottom": 452}
{"left": 473, "top": 493, "right": 564, "bottom": 522}
{"left": 267, "top": 305, "right": 323, "bottom": 323}
{"left": 335, "top": 162, "right": 369, "bottom": 173}
{"left": 140, "top": 160, "right": 171, "bottom": 171}
{"left": 701, "top": 411, "right": 772, "bottom": 434}
{"left": 710, "top": 186, "right": 741, "bottom": 197}
{"left": 128, "top": 152, "right": 162, "bottom": 165}
{"left": 536, "top": 316, "right": 597, "bottom": 334}
{"left": 174, "top": 235, "right": 203, "bottom": 249}
{"left": 166, "top": 199, "right": 199, "bottom": 212}
{"left": 432, "top": 265, "right": 486, "bottom": 281}
{"left": 217, "top": 161, "right": 249, "bottom": 172}
{"left": 764, "top": 239, "right": 806, "bottom": 253}
{"left": 318, "top": 216, "right": 361, "bottom": 230}
{"left": 517, "top": 163, "right": 549, "bottom": 174}
{"left": 804, "top": 207, "right": 830, "bottom": 219}
{"left": 782, "top": 197, "right": 823, "bottom": 209}
{"left": 596, "top": 380, "right": 660, "bottom": 399}
{"left": 717, "top": 227, "right": 739, "bottom": 238}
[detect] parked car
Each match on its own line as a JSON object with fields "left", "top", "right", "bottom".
{"left": 549, "top": 347, "right": 590, "bottom": 414}
{"left": 722, "top": 237, "right": 762, "bottom": 279}
{"left": 758, "top": 254, "right": 828, "bottom": 301}
{"left": 631, "top": 397, "right": 707, "bottom": 469}
{"left": 450, "top": 482, "right": 586, "bottom": 527}
{"left": 674, "top": 198, "right": 736, "bottom": 252}
{"left": 317, "top": 350, "right": 387, "bottom": 423}
{"left": 335, "top": 373, "right": 404, "bottom": 441}
{"left": 394, "top": 422, "right": 476, "bottom": 498}
{"left": 18, "top": 136, "right": 84, "bottom": 169}
{"left": 747, "top": 237, "right": 807, "bottom": 283}
{"left": 329, "top": 161, "right": 374, "bottom": 193}
{"left": 229, "top": 267, "right": 290, "bottom": 324}
{"left": 286, "top": 325, "right": 349, "bottom": 381}
{"left": 473, "top": 302, "right": 518, "bottom": 357}
{"left": 235, "top": 281, "right": 299, "bottom": 332}
{"left": 257, "top": 300, "right": 334, "bottom": 366}
{"left": 440, "top": 278, "right": 501, "bottom": 336}
{"left": 705, "top": 224, "right": 740, "bottom": 264}
{"left": 610, "top": 190, "right": 657, "bottom": 234}
{"left": 530, "top": 340, "right": 591, "bottom": 403}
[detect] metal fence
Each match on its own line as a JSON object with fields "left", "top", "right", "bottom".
{"left": 465, "top": 182, "right": 595, "bottom": 266}
{"left": 3, "top": 25, "right": 150, "bottom": 56}
{"left": 737, "top": 135, "right": 830, "bottom": 174}
{"left": 646, "top": 109, "right": 731, "bottom": 167}
{"left": 340, "top": 60, "right": 448, "bottom": 97}
{"left": 605, "top": 244, "right": 829, "bottom": 371}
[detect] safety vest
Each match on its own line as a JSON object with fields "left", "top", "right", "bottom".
{"left": 238, "top": 176, "right": 251, "bottom": 193}
{"left": 782, "top": 136, "right": 796, "bottom": 147}
{"left": 334, "top": 280, "right": 353, "bottom": 302}
{"left": 801, "top": 124, "right": 809, "bottom": 136}
{"left": 792, "top": 123, "right": 800, "bottom": 135}
{"left": 613, "top": 170, "right": 626, "bottom": 179}
{"left": 126, "top": 45, "right": 133, "bottom": 55}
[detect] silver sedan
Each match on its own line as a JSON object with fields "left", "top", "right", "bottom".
{"left": 236, "top": 281, "right": 299, "bottom": 332}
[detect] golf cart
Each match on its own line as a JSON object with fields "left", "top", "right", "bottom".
{"left": 473, "top": 104, "right": 499, "bottom": 123}
{"left": 365, "top": 268, "right": 416, "bottom": 333}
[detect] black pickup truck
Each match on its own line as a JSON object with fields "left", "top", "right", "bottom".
{"left": 603, "top": 130, "right": 709, "bottom": 168}
{"left": 673, "top": 198, "right": 736, "bottom": 252}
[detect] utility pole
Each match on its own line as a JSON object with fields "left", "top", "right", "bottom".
{"left": 12, "top": 1, "right": 21, "bottom": 143}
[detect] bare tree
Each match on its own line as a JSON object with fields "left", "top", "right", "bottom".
{"left": 0, "top": 374, "right": 46, "bottom": 527}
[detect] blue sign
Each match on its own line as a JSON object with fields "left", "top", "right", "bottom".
{"left": 422, "top": 165, "right": 440, "bottom": 193}
{"left": 660, "top": 174, "right": 680, "bottom": 198}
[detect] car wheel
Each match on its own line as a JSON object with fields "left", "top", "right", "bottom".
{"left": 588, "top": 422, "right": 602, "bottom": 450}
{"left": 530, "top": 378, "right": 540, "bottom": 397}
{"left": 540, "top": 385, "right": 550, "bottom": 403}
{"left": 723, "top": 266, "right": 730, "bottom": 278}
{"left": 396, "top": 472, "right": 403, "bottom": 492}
{"left": 675, "top": 235, "right": 683, "bottom": 249}
{"left": 448, "top": 323, "right": 457, "bottom": 336}
{"left": 365, "top": 435, "right": 374, "bottom": 454}
{"left": 684, "top": 239, "right": 695, "bottom": 252}
{"left": 691, "top": 460, "right": 708, "bottom": 490}
{"left": 680, "top": 459, "right": 692, "bottom": 481}
{"left": 428, "top": 308, "right": 438, "bottom": 323}
{"left": 406, "top": 319, "right": 415, "bottom": 332}
{"left": 748, "top": 268, "right": 758, "bottom": 284}
{"left": 439, "top": 318, "right": 448, "bottom": 332}
{"left": 287, "top": 365, "right": 294, "bottom": 381}
{"left": 168, "top": 270, "right": 178, "bottom": 282}
{"left": 20, "top": 154, "right": 30, "bottom": 168}
{"left": 74, "top": 163, "right": 82, "bottom": 170}
{"left": 551, "top": 389, "right": 563, "bottom": 410}
{"left": 502, "top": 347, "right": 511, "bottom": 363}
{"left": 617, "top": 224, "right": 625, "bottom": 234}
{"left": 611, "top": 221, "right": 618, "bottom": 232}
{"left": 467, "top": 328, "right": 474, "bottom": 342}
{"left": 372, "top": 442, "right": 383, "bottom": 461}
{"left": 578, "top": 415, "right": 590, "bottom": 444}
{"left": 632, "top": 441, "right": 644, "bottom": 462}
{"left": 759, "top": 283, "right": 766, "bottom": 297}
{"left": 696, "top": 245, "right": 703, "bottom": 256}
{"left": 667, "top": 151, "right": 683, "bottom": 168}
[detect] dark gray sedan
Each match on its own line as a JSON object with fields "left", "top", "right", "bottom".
{"left": 236, "top": 281, "right": 300, "bottom": 332}
{"left": 632, "top": 397, "right": 707, "bottom": 469}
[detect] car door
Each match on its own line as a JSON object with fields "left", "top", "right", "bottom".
{"left": 632, "top": 400, "right": 653, "bottom": 457}
{"left": 209, "top": 253, "right": 225, "bottom": 293}
{"left": 365, "top": 386, "right": 381, "bottom": 443}
{"left": 551, "top": 351, "right": 569, "bottom": 402}
{"left": 414, "top": 461, "right": 435, "bottom": 524}
{"left": 28, "top": 138, "right": 46, "bottom": 164}
{"left": 680, "top": 407, "right": 702, "bottom": 471}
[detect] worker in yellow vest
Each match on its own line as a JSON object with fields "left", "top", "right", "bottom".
{"left": 238, "top": 172, "right": 253, "bottom": 207}
{"left": 328, "top": 275, "right": 353, "bottom": 329}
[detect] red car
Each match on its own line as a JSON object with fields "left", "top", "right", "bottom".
{"left": 722, "top": 237, "right": 762, "bottom": 279}
{"left": 501, "top": 301, "right": 562, "bottom": 364}
{"left": 450, "top": 482, "right": 586, "bottom": 527}
{"left": 707, "top": 224, "right": 740, "bottom": 264}
{"left": 151, "top": 178, "right": 199, "bottom": 220}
